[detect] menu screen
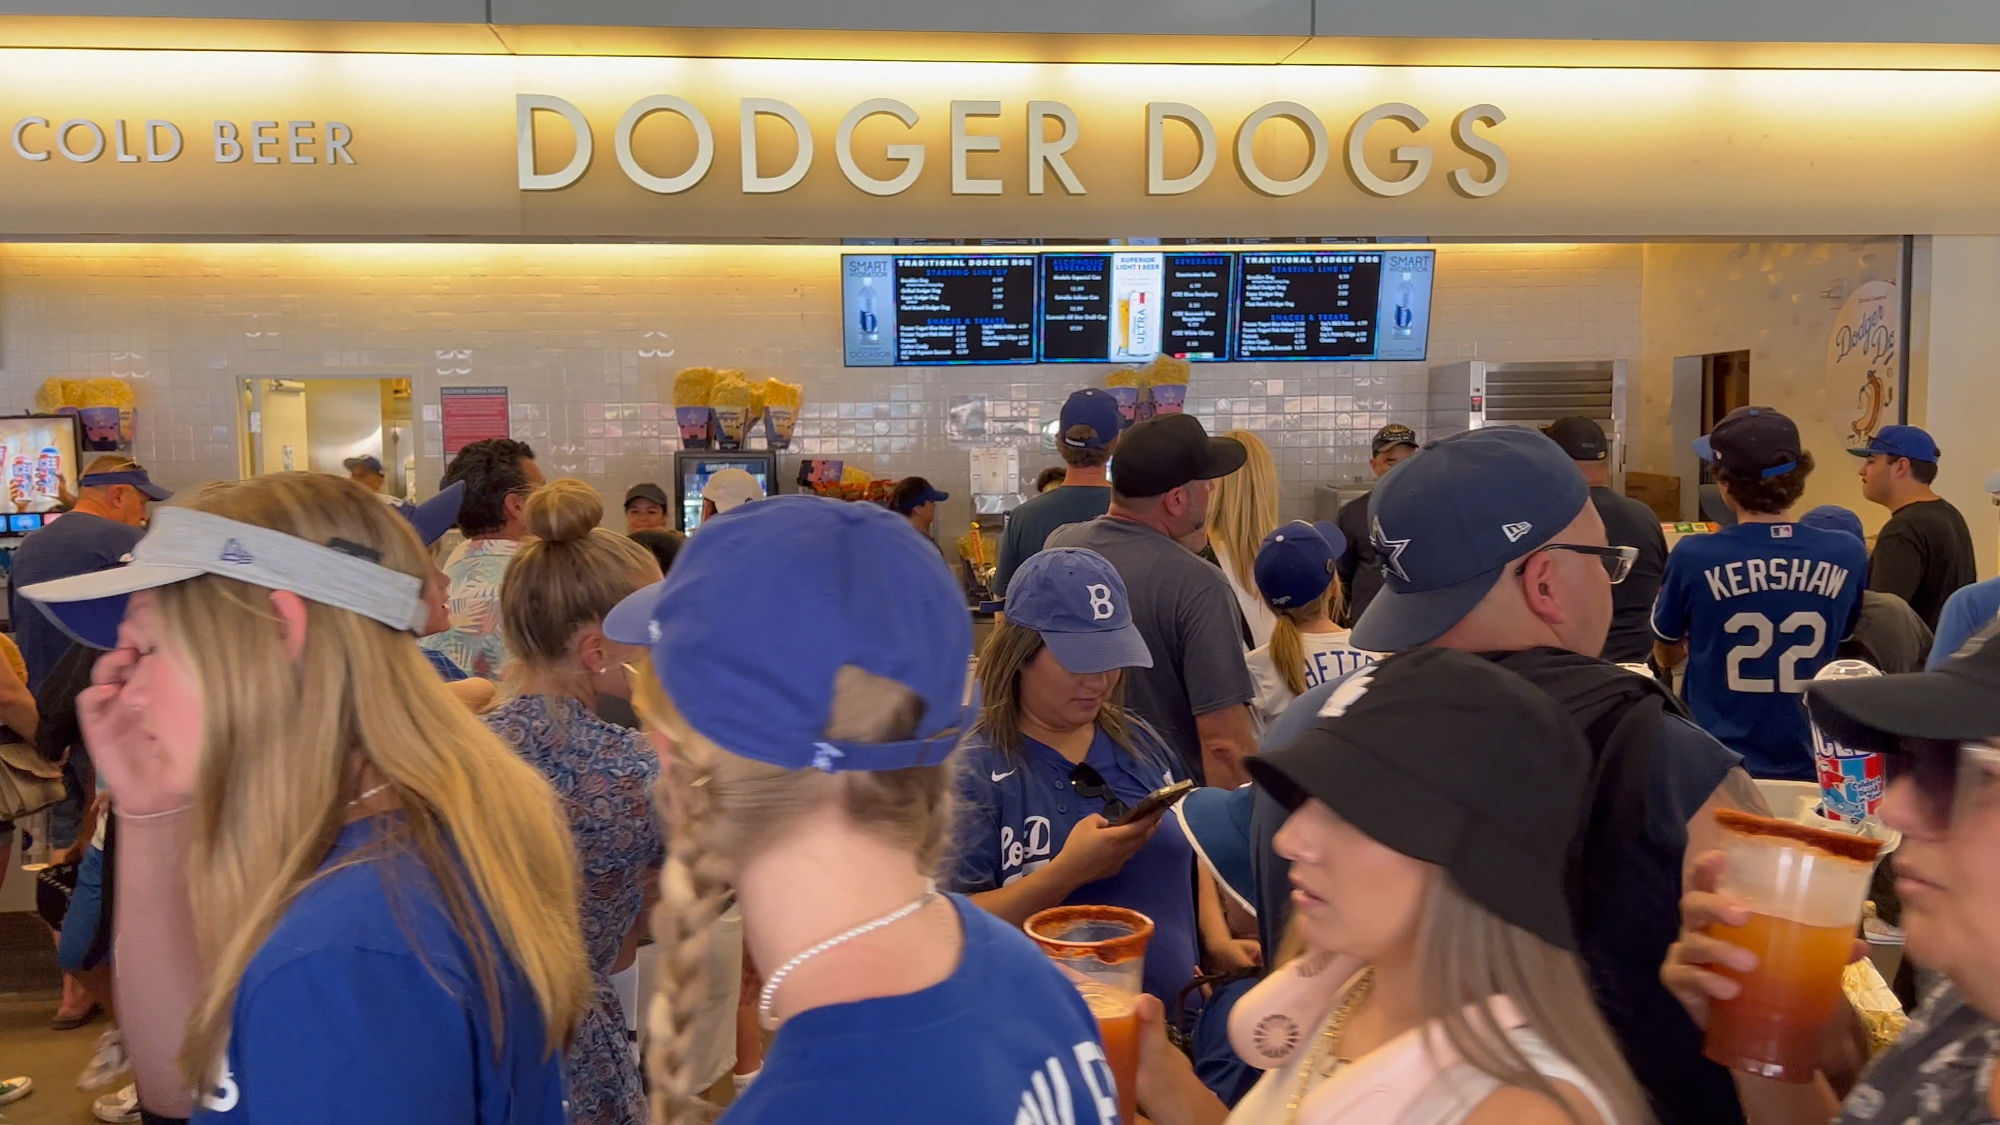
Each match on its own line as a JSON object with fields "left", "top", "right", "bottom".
{"left": 1232, "top": 250, "right": 1435, "bottom": 362}
{"left": 1039, "top": 253, "right": 1235, "bottom": 363}
{"left": 841, "top": 253, "right": 1038, "bottom": 367}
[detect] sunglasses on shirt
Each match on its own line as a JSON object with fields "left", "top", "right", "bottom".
{"left": 1069, "top": 762, "right": 1131, "bottom": 823}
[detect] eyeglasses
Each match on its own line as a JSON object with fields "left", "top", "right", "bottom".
{"left": 1069, "top": 762, "right": 1130, "bottom": 822}
{"left": 1513, "top": 543, "right": 1638, "bottom": 585}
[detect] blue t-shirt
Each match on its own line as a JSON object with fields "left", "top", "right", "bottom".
{"left": 1652, "top": 522, "right": 1867, "bottom": 780}
{"left": 947, "top": 728, "right": 1199, "bottom": 1010}
{"left": 1928, "top": 576, "right": 2000, "bottom": 670}
{"left": 193, "top": 817, "right": 567, "bottom": 1125}
{"left": 724, "top": 893, "right": 1120, "bottom": 1124}
{"left": 9, "top": 512, "right": 142, "bottom": 690}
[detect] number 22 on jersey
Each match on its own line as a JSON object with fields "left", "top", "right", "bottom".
{"left": 1722, "top": 611, "right": 1827, "bottom": 693}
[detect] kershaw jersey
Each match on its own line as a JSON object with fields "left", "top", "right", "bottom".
{"left": 1652, "top": 522, "right": 1867, "bottom": 780}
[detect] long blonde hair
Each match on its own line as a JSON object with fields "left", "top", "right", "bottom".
{"left": 1266, "top": 578, "right": 1346, "bottom": 698}
{"left": 1210, "top": 429, "right": 1281, "bottom": 595}
{"left": 1278, "top": 879, "right": 1651, "bottom": 1125}
{"left": 501, "top": 479, "right": 660, "bottom": 685}
{"left": 166, "top": 473, "right": 589, "bottom": 1086}
{"left": 631, "top": 660, "right": 955, "bottom": 1125}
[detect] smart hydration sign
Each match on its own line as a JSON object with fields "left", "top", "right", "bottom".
{"left": 843, "top": 248, "right": 1434, "bottom": 366}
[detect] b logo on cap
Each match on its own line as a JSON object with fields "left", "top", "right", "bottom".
{"left": 1085, "top": 583, "right": 1115, "bottom": 622}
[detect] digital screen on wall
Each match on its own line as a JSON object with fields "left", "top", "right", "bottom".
{"left": 1038, "top": 252, "right": 1235, "bottom": 363}
{"left": 1231, "top": 250, "right": 1435, "bottom": 362}
{"left": 0, "top": 414, "right": 82, "bottom": 520}
{"left": 841, "top": 254, "right": 1038, "bottom": 367}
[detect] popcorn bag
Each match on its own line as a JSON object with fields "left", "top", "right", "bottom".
{"left": 708, "top": 370, "right": 754, "bottom": 451}
{"left": 673, "top": 367, "right": 718, "bottom": 450}
{"left": 762, "top": 379, "right": 804, "bottom": 450}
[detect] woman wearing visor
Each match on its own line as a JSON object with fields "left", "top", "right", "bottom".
{"left": 22, "top": 473, "right": 586, "bottom": 1124}
{"left": 1662, "top": 633, "right": 2000, "bottom": 1124}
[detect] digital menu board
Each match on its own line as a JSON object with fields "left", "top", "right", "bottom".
{"left": 1232, "top": 250, "right": 1435, "bottom": 362}
{"left": 1038, "top": 252, "right": 1236, "bottom": 363}
{"left": 842, "top": 254, "right": 1038, "bottom": 367}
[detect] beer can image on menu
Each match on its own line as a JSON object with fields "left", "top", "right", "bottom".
{"left": 1809, "top": 660, "right": 1885, "bottom": 825}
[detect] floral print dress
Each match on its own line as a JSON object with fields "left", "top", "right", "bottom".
{"left": 486, "top": 694, "right": 664, "bottom": 1125}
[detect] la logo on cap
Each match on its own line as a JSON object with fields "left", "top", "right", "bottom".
{"left": 219, "top": 539, "right": 254, "bottom": 565}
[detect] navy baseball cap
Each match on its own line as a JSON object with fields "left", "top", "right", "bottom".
{"left": 1175, "top": 785, "right": 1256, "bottom": 916}
{"left": 394, "top": 481, "right": 465, "bottom": 547}
{"left": 1060, "top": 388, "right": 1121, "bottom": 450}
{"left": 1849, "top": 424, "right": 1941, "bottom": 464}
{"left": 1799, "top": 504, "right": 1864, "bottom": 545}
{"left": 343, "top": 455, "right": 384, "bottom": 476}
{"left": 890, "top": 477, "right": 949, "bottom": 515}
{"left": 77, "top": 467, "right": 171, "bottom": 503}
{"left": 1003, "top": 548, "right": 1153, "bottom": 675}
{"left": 1254, "top": 521, "right": 1346, "bottom": 609}
{"left": 1351, "top": 427, "right": 1588, "bottom": 653}
{"left": 605, "top": 495, "right": 972, "bottom": 774}
{"left": 1695, "top": 406, "right": 1801, "bottom": 479}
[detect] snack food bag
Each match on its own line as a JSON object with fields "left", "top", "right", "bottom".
{"left": 673, "top": 367, "right": 718, "bottom": 449}
{"left": 762, "top": 379, "right": 803, "bottom": 450}
{"left": 709, "top": 370, "right": 754, "bottom": 451}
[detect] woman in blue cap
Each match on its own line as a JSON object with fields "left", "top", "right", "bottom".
{"left": 1245, "top": 521, "right": 1380, "bottom": 727}
{"left": 606, "top": 496, "right": 1117, "bottom": 1125}
{"left": 948, "top": 547, "right": 1216, "bottom": 1014}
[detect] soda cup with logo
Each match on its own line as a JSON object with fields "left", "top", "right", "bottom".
{"left": 1809, "top": 660, "right": 1885, "bottom": 826}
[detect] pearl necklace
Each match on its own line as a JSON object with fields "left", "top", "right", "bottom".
{"left": 756, "top": 884, "right": 939, "bottom": 1029}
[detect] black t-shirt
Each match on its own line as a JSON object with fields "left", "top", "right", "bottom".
{"left": 1870, "top": 498, "right": 1977, "bottom": 631}
{"left": 1334, "top": 492, "right": 1382, "bottom": 627}
{"left": 1591, "top": 486, "right": 1670, "bottom": 664}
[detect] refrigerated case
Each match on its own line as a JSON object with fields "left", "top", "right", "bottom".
{"left": 674, "top": 450, "right": 778, "bottom": 532}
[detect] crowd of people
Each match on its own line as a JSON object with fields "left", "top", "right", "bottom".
{"left": 0, "top": 392, "right": 1993, "bottom": 1125}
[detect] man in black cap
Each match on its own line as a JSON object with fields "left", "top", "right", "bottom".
{"left": 1252, "top": 425, "right": 1762, "bottom": 1125}
{"left": 1333, "top": 422, "right": 1418, "bottom": 627}
{"left": 623, "top": 482, "right": 670, "bottom": 534}
{"left": 1047, "top": 414, "right": 1256, "bottom": 787}
{"left": 1545, "top": 416, "right": 1668, "bottom": 664}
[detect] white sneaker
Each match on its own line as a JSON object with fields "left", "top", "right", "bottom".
{"left": 92, "top": 1083, "right": 139, "bottom": 1124}
{"left": 0, "top": 1075, "right": 29, "bottom": 1105}
{"left": 77, "top": 1028, "right": 131, "bottom": 1092}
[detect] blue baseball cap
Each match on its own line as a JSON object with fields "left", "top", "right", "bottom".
{"left": 1848, "top": 424, "right": 1941, "bottom": 464}
{"left": 343, "top": 455, "right": 384, "bottom": 476}
{"left": 1798, "top": 504, "right": 1864, "bottom": 545}
{"left": 889, "top": 477, "right": 950, "bottom": 515}
{"left": 1175, "top": 785, "right": 1256, "bottom": 916}
{"left": 393, "top": 480, "right": 465, "bottom": 547}
{"left": 1351, "top": 427, "right": 1588, "bottom": 653}
{"left": 76, "top": 467, "right": 171, "bottom": 502}
{"left": 604, "top": 495, "right": 972, "bottom": 774}
{"left": 1695, "top": 406, "right": 1801, "bottom": 479}
{"left": 1253, "top": 521, "right": 1346, "bottom": 609}
{"left": 1003, "top": 548, "right": 1153, "bottom": 675}
{"left": 1059, "top": 388, "right": 1121, "bottom": 450}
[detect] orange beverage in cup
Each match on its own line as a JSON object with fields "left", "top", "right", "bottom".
{"left": 1025, "top": 905, "right": 1153, "bottom": 1123}
{"left": 1703, "top": 810, "right": 1883, "bottom": 1082}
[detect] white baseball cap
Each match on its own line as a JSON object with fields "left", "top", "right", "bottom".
{"left": 703, "top": 468, "right": 765, "bottom": 516}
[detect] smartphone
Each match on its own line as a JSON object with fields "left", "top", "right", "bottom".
{"left": 1114, "top": 779, "right": 1196, "bottom": 827}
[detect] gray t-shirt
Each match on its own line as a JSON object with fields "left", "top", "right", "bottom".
{"left": 1838, "top": 979, "right": 1998, "bottom": 1125}
{"left": 1044, "top": 516, "right": 1254, "bottom": 781}
{"left": 994, "top": 485, "right": 1112, "bottom": 595}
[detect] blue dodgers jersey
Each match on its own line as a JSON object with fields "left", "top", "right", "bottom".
{"left": 947, "top": 729, "right": 1200, "bottom": 1010}
{"left": 1652, "top": 522, "right": 1868, "bottom": 780}
{"left": 194, "top": 818, "right": 567, "bottom": 1125}
{"left": 724, "top": 893, "right": 1122, "bottom": 1125}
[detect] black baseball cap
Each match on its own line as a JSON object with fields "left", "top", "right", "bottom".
{"left": 1695, "top": 406, "right": 1801, "bottom": 479}
{"left": 1109, "top": 414, "right": 1247, "bottom": 499}
{"left": 1247, "top": 648, "right": 1590, "bottom": 951}
{"left": 1807, "top": 633, "right": 2000, "bottom": 750}
{"left": 624, "top": 482, "right": 669, "bottom": 509}
{"left": 1371, "top": 423, "right": 1419, "bottom": 457}
{"left": 1544, "top": 417, "right": 1607, "bottom": 462}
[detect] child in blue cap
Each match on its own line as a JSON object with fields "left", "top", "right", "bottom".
{"left": 1245, "top": 521, "right": 1381, "bottom": 727}
{"left": 948, "top": 548, "right": 1223, "bottom": 1018}
{"left": 607, "top": 496, "right": 1121, "bottom": 1125}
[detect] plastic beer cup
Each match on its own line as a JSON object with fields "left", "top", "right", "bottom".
{"left": 1809, "top": 661, "right": 1886, "bottom": 826}
{"left": 1024, "top": 905, "right": 1152, "bottom": 1122}
{"left": 1703, "top": 810, "right": 1884, "bottom": 1082}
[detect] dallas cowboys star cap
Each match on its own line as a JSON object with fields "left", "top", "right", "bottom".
{"left": 1351, "top": 426, "right": 1589, "bottom": 653}
{"left": 22, "top": 505, "right": 427, "bottom": 649}
{"left": 605, "top": 495, "right": 973, "bottom": 774}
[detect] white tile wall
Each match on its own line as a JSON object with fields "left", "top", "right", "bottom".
{"left": 0, "top": 242, "right": 1642, "bottom": 538}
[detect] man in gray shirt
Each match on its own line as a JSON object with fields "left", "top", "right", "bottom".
{"left": 1047, "top": 414, "right": 1258, "bottom": 787}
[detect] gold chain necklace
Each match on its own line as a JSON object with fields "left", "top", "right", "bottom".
{"left": 1285, "top": 969, "right": 1376, "bottom": 1122}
